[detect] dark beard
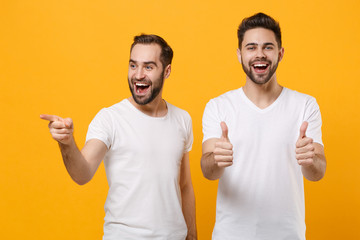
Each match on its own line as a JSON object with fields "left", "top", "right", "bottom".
{"left": 241, "top": 58, "right": 279, "bottom": 85}
{"left": 128, "top": 70, "right": 164, "bottom": 105}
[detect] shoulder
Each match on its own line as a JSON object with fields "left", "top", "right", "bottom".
{"left": 284, "top": 87, "right": 315, "bottom": 99}
{"left": 101, "top": 99, "right": 129, "bottom": 113}
{"left": 282, "top": 88, "right": 321, "bottom": 118}
{"left": 92, "top": 99, "right": 128, "bottom": 120}
{"left": 204, "top": 88, "right": 242, "bottom": 113}
{"left": 283, "top": 87, "right": 318, "bottom": 105}
{"left": 205, "top": 88, "right": 242, "bottom": 108}
{"left": 167, "top": 102, "right": 191, "bottom": 119}
{"left": 210, "top": 88, "right": 242, "bottom": 103}
{"left": 166, "top": 102, "right": 192, "bottom": 130}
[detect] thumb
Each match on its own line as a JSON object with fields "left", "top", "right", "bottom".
{"left": 220, "top": 121, "right": 229, "bottom": 141}
{"left": 63, "top": 118, "right": 73, "bottom": 128}
{"left": 299, "top": 121, "right": 308, "bottom": 139}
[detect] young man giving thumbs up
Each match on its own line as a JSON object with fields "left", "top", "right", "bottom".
{"left": 201, "top": 13, "right": 326, "bottom": 240}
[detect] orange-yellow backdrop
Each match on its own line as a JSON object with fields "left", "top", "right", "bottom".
{"left": 1, "top": 0, "right": 359, "bottom": 239}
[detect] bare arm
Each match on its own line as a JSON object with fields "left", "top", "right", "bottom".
{"left": 201, "top": 122, "right": 233, "bottom": 180}
{"left": 40, "top": 114, "right": 107, "bottom": 185}
{"left": 296, "top": 121, "right": 327, "bottom": 181}
{"left": 180, "top": 152, "right": 197, "bottom": 240}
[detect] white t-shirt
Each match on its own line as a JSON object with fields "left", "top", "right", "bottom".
{"left": 202, "top": 87, "right": 323, "bottom": 240}
{"left": 86, "top": 99, "right": 193, "bottom": 240}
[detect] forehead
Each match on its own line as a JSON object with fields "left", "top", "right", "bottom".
{"left": 130, "top": 43, "right": 162, "bottom": 63}
{"left": 242, "top": 28, "right": 277, "bottom": 48}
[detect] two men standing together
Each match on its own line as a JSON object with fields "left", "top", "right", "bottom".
{"left": 41, "top": 13, "right": 326, "bottom": 240}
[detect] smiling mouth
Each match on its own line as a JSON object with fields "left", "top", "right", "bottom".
{"left": 252, "top": 63, "right": 269, "bottom": 73}
{"left": 134, "top": 82, "right": 150, "bottom": 94}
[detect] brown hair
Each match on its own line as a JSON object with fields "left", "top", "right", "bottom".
{"left": 237, "top": 13, "right": 282, "bottom": 48}
{"left": 130, "top": 34, "right": 173, "bottom": 68}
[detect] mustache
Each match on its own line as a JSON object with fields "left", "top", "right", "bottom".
{"left": 130, "top": 77, "right": 152, "bottom": 85}
{"left": 249, "top": 58, "right": 271, "bottom": 65}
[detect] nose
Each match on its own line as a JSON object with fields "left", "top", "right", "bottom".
{"left": 135, "top": 67, "right": 145, "bottom": 80}
{"left": 255, "top": 48, "right": 266, "bottom": 59}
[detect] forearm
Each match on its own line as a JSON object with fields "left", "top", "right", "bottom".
{"left": 58, "top": 138, "right": 93, "bottom": 185}
{"left": 301, "top": 153, "right": 326, "bottom": 181}
{"left": 41, "top": 114, "right": 102, "bottom": 185}
{"left": 181, "top": 183, "right": 197, "bottom": 240}
{"left": 201, "top": 152, "right": 224, "bottom": 180}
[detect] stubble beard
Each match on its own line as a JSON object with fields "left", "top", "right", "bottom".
{"left": 128, "top": 70, "right": 165, "bottom": 105}
{"left": 241, "top": 58, "right": 279, "bottom": 85}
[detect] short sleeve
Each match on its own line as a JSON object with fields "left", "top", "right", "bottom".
{"left": 202, "top": 99, "right": 222, "bottom": 143}
{"left": 86, "top": 108, "right": 113, "bottom": 149}
{"left": 184, "top": 113, "right": 193, "bottom": 153}
{"left": 303, "top": 97, "right": 323, "bottom": 145}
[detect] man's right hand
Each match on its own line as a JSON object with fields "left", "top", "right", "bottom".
{"left": 213, "top": 121, "right": 233, "bottom": 168}
{"left": 40, "top": 114, "right": 74, "bottom": 145}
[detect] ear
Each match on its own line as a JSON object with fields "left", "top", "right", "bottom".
{"left": 236, "top": 48, "right": 242, "bottom": 64}
{"left": 278, "top": 47, "right": 285, "bottom": 62}
{"left": 164, "top": 64, "right": 171, "bottom": 79}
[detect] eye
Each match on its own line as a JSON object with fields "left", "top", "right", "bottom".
{"left": 265, "top": 46, "right": 274, "bottom": 50}
{"left": 129, "top": 63, "right": 136, "bottom": 69}
{"left": 247, "top": 46, "right": 255, "bottom": 50}
{"left": 145, "top": 65, "right": 153, "bottom": 71}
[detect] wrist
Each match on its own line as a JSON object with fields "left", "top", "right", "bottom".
{"left": 58, "top": 135, "right": 75, "bottom": 148}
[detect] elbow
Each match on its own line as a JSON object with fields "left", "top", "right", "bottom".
{"left": 181, "top": 178, "right": 195, "bottom": 194}
{"left": 67, "top": 167, "right": 94, "bottom": 185}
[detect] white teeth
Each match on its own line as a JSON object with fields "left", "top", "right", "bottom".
{"left": 254, "top": 64, "right": 267, "bottom": 67}
{"left": 135, "top": 83, "right": 148, "bottom": 86}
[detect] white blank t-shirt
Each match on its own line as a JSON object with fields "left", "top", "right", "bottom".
{"left": 202, "top": 87, "right": 322, "bottom": 240}
{"left": 87, "top": 99, "right": 193, "bottom": 240}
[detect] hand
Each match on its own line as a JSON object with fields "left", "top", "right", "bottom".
{"left": 295, "top": 121, "right": 315, "bottom": 167}
{"left": 213, "top": 122, "right": 233, "bottom": 168}
{"left": 40, "top": 114, "right": 74, "bottom": 145}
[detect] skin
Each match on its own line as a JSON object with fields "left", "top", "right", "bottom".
{"left": 201, "top": 27, "right": 326, "bottom": 181}
{"left": 41, "top": 43, "right": 197, "bottom": 239}
{"left": 128, "top": 44, "right": 168, "bottom": 114}
{"left": 296, "top": 121, "right": 326, "bottom": 181}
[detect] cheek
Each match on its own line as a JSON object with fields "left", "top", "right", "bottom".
{"left": 241, "top": 53, "right": 253, "bottom": 63}
{"left": 128, "top": 69, "right": 139, "bottom": 79}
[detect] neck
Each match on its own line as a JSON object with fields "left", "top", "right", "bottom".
{"left": 242, "top": 75, "right": 283, "bottom": 109}
{"left": 128, "top": 93, "right": 167, "bottom": 117}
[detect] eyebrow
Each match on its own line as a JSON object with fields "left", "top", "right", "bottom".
{"left": 244, "top": 42, "right": 275, "bottom": 47}
{"left": 129, "top": 59, "right": 158, "bottom": 67}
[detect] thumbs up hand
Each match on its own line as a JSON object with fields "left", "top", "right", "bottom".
{"left": 40, "top": 114, "right": 74, "bottom": 145}
{"left": 214, "top": 122, "right": 233, "bottom": 168}
{"left": 295, "top": 121, "right": 315, "bottom": 167}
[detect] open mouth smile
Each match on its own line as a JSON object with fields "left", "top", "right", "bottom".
{"left": 134, "top": 82, "right": 151, "bottom": 95}
{"left": 251, "top": 62, "right": 270, "bottom": 74}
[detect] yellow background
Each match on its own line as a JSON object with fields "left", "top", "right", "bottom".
{"left": 1, "top": 0, "right": 359, "bottom": 239}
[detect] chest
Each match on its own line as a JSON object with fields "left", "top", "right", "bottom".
{"left": 225, "top": 106, "right": 302, "bottom": 151}
{"left": 104, "top": 116, "right": 186, "bottom": 178}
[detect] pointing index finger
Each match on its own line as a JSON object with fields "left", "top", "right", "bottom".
{"left": 40, "top": 114, "right": 63, "bottom": 122}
